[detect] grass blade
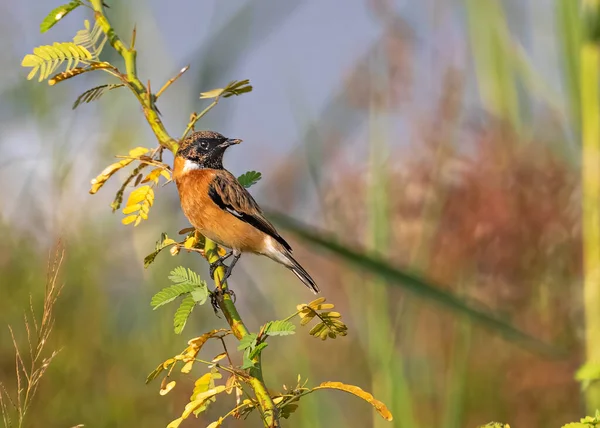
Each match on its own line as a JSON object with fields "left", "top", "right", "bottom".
{"left": 268, "top": 211, "right": 566, "bottom": 358}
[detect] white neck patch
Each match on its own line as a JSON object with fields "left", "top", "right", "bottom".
{"left": 182, "top": 159, "right": 201, "bottom": 173}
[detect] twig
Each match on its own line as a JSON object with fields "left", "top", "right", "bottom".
{"left": 90, "top": 0, "right": 176, "bottom": 151}
{"left": 156, "top": 65, "right": 189, "bottom": 99}
{"left": 181, "top": 98, "right": 219, "bottom": 140}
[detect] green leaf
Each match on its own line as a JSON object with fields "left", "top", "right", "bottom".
{"left": 248, "top": 342, "right": 268, "bottom": 359}
{"left": 237, "top": 333, "right": 258, "bottom": 351}
{"left": 575, "top": 362, "right": 600, "bottom": 382}
{"left": 199, "top": 79, "right": 253, "bottom": 99}
{"left": 264, "top": 320, "right": 296, "bottom": 336}
{"left": 169, "top": 266, "right": 203, "bottom": 286}
{"left": 22, "top": 42, "right": 93, "bottom": 82}
{"left": 190, "top": 286, "right": 208, "bottom": 305}
{"left": 237, "top": 171, "right": 262, "bottom": 188}
{"left": 40, "top": 1, "right": 82, "bottom": 33}
{"left": 150, "top": 284, "right": 196, "bottom": 309}
{"left": 72, "top": 84, "right": 125, "bottom": 109}
{"left": 144, "top": 233, "right": 176, "bottom": 268}
{"left": 73, "top": 19, "right": 107, "bottom": 60}
{"left": 173, "top": 295, "right": 195, "bottom": 334}
{"left": 267, "top": 211, "right": 566, "bottom": 357}
{"left": 241, "top": 351, "right": 256, "bottom": 370}
{"left": 576, "top": 363, "right": 600, "bottom": 391}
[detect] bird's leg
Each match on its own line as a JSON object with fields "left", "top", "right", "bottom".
{"left": 222, "top": 251, "right": 241, "bottom": 283}
{"left": 209, "top": 287, "right": 237, "bottom": 316}
{"left": 209, "top": 250, "right": 233, "bottom": 278}
{"left": 209, "top": 250, "right": 240, "bottom": 316}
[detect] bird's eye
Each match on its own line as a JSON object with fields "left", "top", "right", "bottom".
{"left": 200, "top": 141, "right": 209, "bottom": 149}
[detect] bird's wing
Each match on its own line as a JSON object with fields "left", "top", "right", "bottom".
{"left": 209, "top": 172, "right": 292, "bottom": 252}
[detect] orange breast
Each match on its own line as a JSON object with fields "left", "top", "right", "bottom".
{"left": 174, "top": 167, "right": 267, "bottom": 253}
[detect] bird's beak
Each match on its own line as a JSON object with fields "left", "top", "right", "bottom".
{"left": 218, "top": 138, "right": 242, "bottom": 148}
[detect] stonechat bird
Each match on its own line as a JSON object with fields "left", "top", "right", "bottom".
{"left": 173, "top": 130, "right": 319, "bottom": 294}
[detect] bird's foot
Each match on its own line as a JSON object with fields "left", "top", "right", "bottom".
{"left": 209, "top": 288, "right": 237, "bottom": 316}
{"left": 209, "top": 259, "right": 228, "bottom": 279}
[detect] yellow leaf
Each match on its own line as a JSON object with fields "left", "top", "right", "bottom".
{"left": 126, "top": 185, "right": 151, "bottom": 206}
{"left": 134, "top": 216, "right": 142, "bottom": 226}
{"left": 225, "top": 375, "right": 236, "bottom": 394}
{"left": 97, "top": 159, "right": 133, "bottom": 177}
{"left": 206, "top": 418, "right": 224, "bottom": 428}
{"left": 161, "top": 170, "right": 172, "bottom": 180}
{"left": 166, "top": 417, "right": 183, "bottom": 428}
{"left": 312, "top": 381, "right": 393, "bottom": 421}
{"left": 211, "top": 352, "right": 227, "bottom": 363}
{"left": 300, "top": 315, "right": 315, "bottom": 326}
{"left": 184, "top": 235, "right": 197, "bottom": 249}
{"left": 162, "top": 358, "right": 176, "bottom": 369}
{"left": 160, "top": 380, "right": 176, "bottom": 396}
{"left": 88, "top": 159, "right": 133, "bottom": 194}
{"left": 89, "top": 182, "right": 104, "bottom": 194}
{"left": 200, "top": 87, "right": 224, "bottom": 98}
{"left": 141, "top": 168, "right": 162, "bottom": 184}
{"left": 180, "top": 360, "right": 194, "bottom": 374}
{"left": 122, "top": 215, "right": 137, "bottom": 225}
{"left": 317, "top": 303, "right": 335, "bottom": 310}
{"left": 308, "top": 297, "right": 326, "bottom": 308}
{"left": 182, "top": 386, "right": 226, "bottom": 419}
{"left": 273, "top": 396, "right": 284, "bottom": 405}
{"left": 129, "top": 146, "right": 150, "bottom": 157}
{"left": 122, "top": 204, "right": 141, "bottom": 214}
{"left": 188, "top": 329, "right": 230, "bottom": 350}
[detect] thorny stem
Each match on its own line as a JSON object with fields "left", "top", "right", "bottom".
{"left": 90, "top": 0, "right": 176, "bottom": 152}
{"left": 89, "top": 2, "right": 280, "bottom": 426}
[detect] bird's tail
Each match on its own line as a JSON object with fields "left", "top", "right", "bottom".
{"left": 283, "top": 252, "right": 320, "bottom": 294}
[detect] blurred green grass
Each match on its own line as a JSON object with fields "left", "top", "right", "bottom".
{"left": 0, "top": 0, "right": 592, "bottom": 427}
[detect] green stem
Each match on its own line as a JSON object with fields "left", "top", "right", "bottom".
{"left": 204, "top": 239, "right": 279, "bottom": 427}
{"left": 90, "top": 0, "right": 176, "bottom": 152}
{"left": 181, "top": 99, "right": 219, "bottom": 140}
{"left": 581, "top": 0, "right": 600, "bottom": 412}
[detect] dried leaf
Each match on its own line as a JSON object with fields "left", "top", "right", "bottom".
{"left": 206, "top": 418, "right": 224, "bottom": 428}
{"left": 313, "top": 381, "right": 393, "bottom": 421}
{"left": 188, "top": 329, "right": 230, "bottom": 350}
{"left": 212, "top": 352, "right": 227, "bottom": 363}
{"left": 160, "top": 380, "right": 176, "bottom": 396}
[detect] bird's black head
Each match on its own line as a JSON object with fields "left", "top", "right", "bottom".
{"left": 176, "top": 130, "right": 242, "bottom": 170}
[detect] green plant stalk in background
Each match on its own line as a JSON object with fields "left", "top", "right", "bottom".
{"left": 581, "top": 0, "right": 600, "bottom": 412}
{"left": 365, "top": 89, "right": 416, "bottom": 428}
{"left": 88, "top": 1, "right": 279, "bottom": 425}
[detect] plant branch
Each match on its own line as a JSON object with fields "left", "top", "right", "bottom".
{"left": 89, "top": 3, "right": 280, "bottom": 425}
{"left": 90, "top": 0, "right": 176, "bottom": 151}
{"left": 204, "top": 239, "right": 280, "bottom": 426}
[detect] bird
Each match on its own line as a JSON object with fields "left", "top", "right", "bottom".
{"left": 172, "top": 130, "right": 319, "bottom": 294}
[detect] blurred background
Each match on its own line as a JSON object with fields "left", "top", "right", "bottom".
{"left": 0, "top": 0, "right": 592, "bottom": 426}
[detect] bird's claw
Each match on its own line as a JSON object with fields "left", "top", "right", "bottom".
{"left": 209, "top": 288, "right": 237, "bottom": 316}
{"left": 209, "top": 259, "right": 228, "bottom": 279}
